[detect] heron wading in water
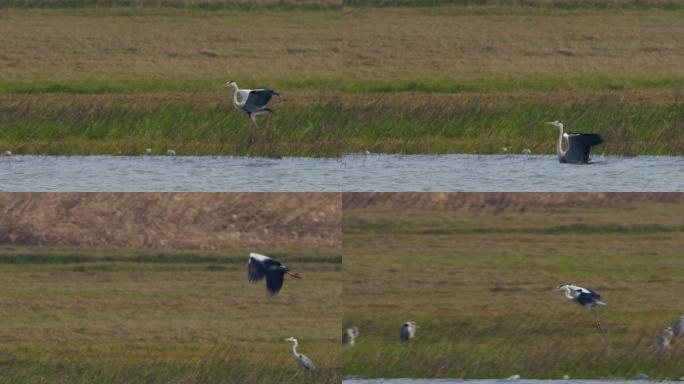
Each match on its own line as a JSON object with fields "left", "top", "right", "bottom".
{"left": 547, "top": 121, "right": 603, "bottom": 164}
{"left": 285, "top": 337, "right": 316, "bottom": 371}
{"left": 247, "top": 253, "right": 300, "bottom": 296}
{"left": 224, "top": 80, "right": 279, "bottom": 128}
{"left": 555, "top": 284, "right": 606, "bottom": 332}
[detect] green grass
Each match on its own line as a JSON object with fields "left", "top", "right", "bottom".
{"left": 342, "top": 0, "right": 684, "bottom": 10}
{"left": 343, "top": 200, "right": 684, "bottom": 379}
{"left": 0, "top": 246, "right": 341, "bottom": 383}
{"left": 339, "top": 99, "right": 684, "bottom": 155}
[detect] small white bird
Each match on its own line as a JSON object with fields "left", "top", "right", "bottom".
{"left": 400, "top": 321, "right": 417, "bottom": 341}
{"left": 657, "top": 326, "right": 674, "bottom": 352}
{"left": 342, "top": 326, "right": 360, "bottom": 346}
{"left": 3, "top": 150, "right": 12, "bottom": 157}
{"left": 285, "top": 337, "right": 316, "bottom": 371}
{"left": 673, "top": 316, "right": 684, "bottom": 336}
{"left": 224, "top": 80, "right": 279, "bottom": 128}
{"left": 166, "top": 149, "right": 176, "bottom": 156}
{"left": 522, "top": 148, "right": 532, "bottom": 157}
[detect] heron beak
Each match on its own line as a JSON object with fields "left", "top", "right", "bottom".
{"left": 287, "top": 272, "right": 302, "bottom": 279}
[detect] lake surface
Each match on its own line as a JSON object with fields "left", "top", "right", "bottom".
{"left": 342, "top": 154, "right": 684, "bottom": 192}
{"left": 343, "top": 380, "right": 680, "bottom": 384}
{"left": 0, "top": 154, "right": 682, "bottom": 192}
{"left": 0, "top": 156, "right": 341, "bottom": 192}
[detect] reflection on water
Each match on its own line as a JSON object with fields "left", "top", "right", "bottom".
{"left": 343, "top": 380, "right": 681, "bottom": 384}
{"left": 0, "top": 156, "right": 342, "bottom": 192}
{"left": 0, "top": 154, "right": 682, "bottom": 192}
{"left": 342, "top": 154, "right": 684, "bottom": 192}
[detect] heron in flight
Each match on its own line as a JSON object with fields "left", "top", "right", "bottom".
{"left": 674, "top": 316, "right": 684, "bottom": 336}
{"left": 247, "top": 253, "right": 300, "bottom": 296}
{"left": 547, "top": 121, "right": 603, "bottom": 164}
{"left": 285, "top": 337, "right": 316, "bottom": 371}
{"left": 342, "top": 326, "right": 360, "bottom": 346}
{"left": 555, "top": 284, "right": 607, "bottom": 332}
{"left": 224, "top": 80, "right": 279, "bottom": 128}
{"left": 400, "top": 321, "right": 417, "bottom": 341}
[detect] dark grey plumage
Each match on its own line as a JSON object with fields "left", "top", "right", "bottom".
{"left": 247, "top": 253, "right": 299, "bottom": 296}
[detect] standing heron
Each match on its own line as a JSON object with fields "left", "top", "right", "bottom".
{"left": 657, "top": 326, "right": 674, "bottom": 353}
{"left": 555, "top": 284, "right": 607, "bottom": 332}
{"left": 342, "top": 326, "right": 360, "bottom": 346}
{"left": 224, "top": 80, "right": 279, "bottom": 128}
{"left": 400, "top": 321, "right": 417, "bottom": 341}
{"left": 674, "top": 316, "right": 684, "bottom": 337}
{"left": 547, "top": 121, "right": 603, "bottom": 164}
{"left": 285, "top": 337, "right": 316, "bottom": 371}
{"left": 247, "top": 253, "right": 300, "bottom": 296}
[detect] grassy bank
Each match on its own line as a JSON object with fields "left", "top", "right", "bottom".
{"left": 0, "top": 246, "right": 341, "bottom": 383}
{"left": 342, "top": 194, "right": 684, "bottom": 379}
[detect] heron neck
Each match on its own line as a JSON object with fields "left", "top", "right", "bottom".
{"left": 291, "top": 341, "right": 298, "bottom": 356}
{"left": 229, "top": 84, "right": 241, "bottom": 105}
{"left": 556, "top": 125, "right": 565, "bottom": 158}
{"left": 562, "top": 287, "right": 574, "bottom": 300}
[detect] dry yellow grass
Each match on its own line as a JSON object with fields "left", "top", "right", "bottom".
{"left": 342, "top": 6, "right": 684, "bottom": 80}
{"left": 0, "top": 193, "right": 341, "bottom": 248}
{"left": 0, "top": 8, "right": 341, "bottom": 82}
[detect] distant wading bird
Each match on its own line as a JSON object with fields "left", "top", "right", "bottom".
{"left": 400, "top": 321, "right": 417, "bottom": 341}
{"left": 555, "top": 284, "right": 607, "bottom": 332}
{"left": 674, "top": 316, "right": 684, "bottom": 337}
{"left": 285, "top": 337, "right": 316, "bottom": 371}
{"left": 247, "top": 253, "right": 300, "bottom": 296}
{"left": 547, "top": 121, "right": 603, "bottom": 164}
{"left": 342, "top": 326, "right": 360, "bottom": 346}
{"left": 224, "top": 80, "right": 279, "bottom": 128}
{"left": 657, "top": 326, "right": 674, "bottom": 353}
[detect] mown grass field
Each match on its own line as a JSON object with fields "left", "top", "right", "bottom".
{"left": 1, "top": 2, "right": 683, "bottom": 155}
{"left": 0, "top": 246, "right": 342, "bottom": 384}
{"left": 342, "top": 193, "right": 684, "bottom": 379}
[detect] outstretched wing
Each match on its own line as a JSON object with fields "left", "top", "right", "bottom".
{"left": 565, "top": 133, "right": 603, "bottom": 163}
{"left": 246, "top": 89, "right": 278, "bottom": 109}
{"left": 265, "top": 270, "right": 285, "bottom": 296}
{"left": 247, "top": 257, "right": 266, "bottom": 283}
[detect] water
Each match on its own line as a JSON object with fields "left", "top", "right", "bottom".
{"left": 0, "top": 156, "right": 341, "bottom": 192}
{"left": 342, "top": 154, "right": 684, "bottom": 192}
{"left": 0, "top": 154, "right": 682, "bottom": 192}
{"left": 343, "top": 380, "right": 680, "bottom": 384}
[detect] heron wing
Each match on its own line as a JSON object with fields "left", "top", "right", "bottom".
{"left": 246, "top": 89, "right": 277, "bottom": 109}
{"left": 564, "top": 133, "right": 603, "bottom": 163}
{"left": 297, "top": 353, "right": 316, "bottom": 370}
{"left": 265, "top": 269, "right": 285, "bottom": 295}
{"left": 247, "top": 256, "right": 266, "bottom": 283}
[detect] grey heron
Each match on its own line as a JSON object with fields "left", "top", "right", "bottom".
{"left": 555, "top": 284, "right": 606, "bottom": 332}
{"left": 400, "top": 321, "right": 417, "bottom": 341}
{"left": 674, "top": 316, "right": 684, "bottom": 336}
{"left": 547, "top": 121, "right": 603, "bottom": 164}
{"left": 342, "top": 326, "right": 359, "bottom": 346}
{"left": 247, "top": 253, "right": 300, "bottom": 296}
{"left": 657, "top": 326, "right": 674, "bottom": 352}
{"left": 224, "top": 80, "right": 279, "bottom": 128}
{"left": 285, "top": 337, "right": 316, "bottom": 371}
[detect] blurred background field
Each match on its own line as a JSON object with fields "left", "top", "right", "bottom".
{"left": 0, "top": 193, "right": 341, "bottom": 383}
{"left": 342, "top": 193, "right": 684, "bottom": 379}
{"left": 1, "top": 1, "right": 683, "bottom": 155}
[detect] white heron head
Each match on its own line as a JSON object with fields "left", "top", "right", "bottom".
{"left": 547, "top": 120, "right": 563, "bottom": 129}
{"left": 285, "top": 336, "right": 298, "bottom": 342}
{"left": 224, "top": 80, "right": 237, "bottom": 88}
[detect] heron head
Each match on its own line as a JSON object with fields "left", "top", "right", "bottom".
{"left": 554, "top": 284, "right": 570, "bottom": 291}
{"left": 547, "top": 120, "right": 563, "bottom": 129}
{"left": 224, "top": 80, "right": 236, "bottom": 88}
{"left": 285, "top": 336, "right": 297, "bottom": 342}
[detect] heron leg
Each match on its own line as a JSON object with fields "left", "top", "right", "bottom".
{"left": 592, "top": 308, "right": 603, "bottom": 333}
